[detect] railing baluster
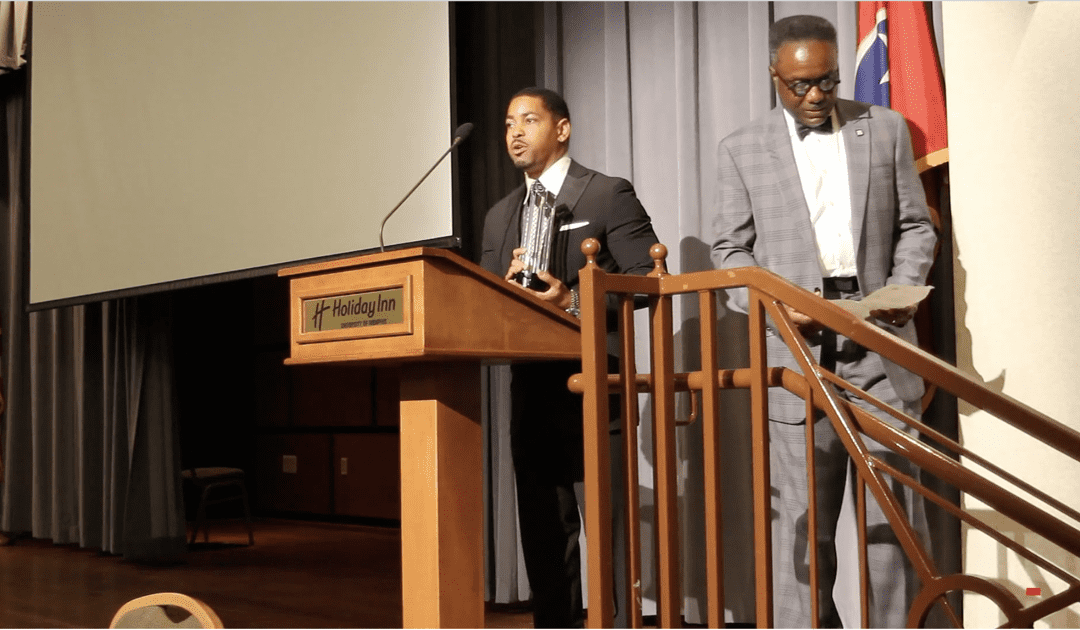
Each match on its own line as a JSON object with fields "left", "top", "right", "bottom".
{"left": 698, "top": 289, "right": 725, "bottom": 628}
{"left": 620, "top": 295, "right": 644, "bottom": 629}
{"left": 747, "top": 288, "right": 774, "bottom": 629}
{"left": 579, "top": 242, "right": 614, "bottom": 628}
{"left": 650, "top": 280, "right": 680, "bottom": 628}
{"left": 858, "top": 473, "right": 870, "bottom": 629}
{"left": 806, "top": 390, "right": 820, "bottom": 629}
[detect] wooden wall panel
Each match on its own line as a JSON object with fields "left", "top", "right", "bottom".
{"left": 375, "top": 367, "right": 401, "bottom": 427}
{"left": 334, "top": 433, "right": 401, "bottom": 520}
{"left": 290, "top": 364, "right": 374, "bottom": 427}
{"left": 255, "top": 433, "right": 333, "bottom": 514}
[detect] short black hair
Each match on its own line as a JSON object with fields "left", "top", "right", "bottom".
{"left": 510, "top": 87, "right": 571, "bottom": 123}
{"left": 768, "top": 15, "right": 837, "bottom": 65}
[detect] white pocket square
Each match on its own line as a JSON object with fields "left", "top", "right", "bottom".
{"left": 560, "top": 221, "right": 589, "bottom": 232}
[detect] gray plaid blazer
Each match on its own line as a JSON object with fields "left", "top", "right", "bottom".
{"left": 711, "top": 99, "right": 937, "bottom": 423}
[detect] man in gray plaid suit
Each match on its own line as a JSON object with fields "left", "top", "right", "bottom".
{"left": 710, "top": 15, "right": 937, "bottom": 628}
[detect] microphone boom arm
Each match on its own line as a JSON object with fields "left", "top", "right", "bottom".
{"left": 379, "top": 123, "right": 473, "bottom": 252}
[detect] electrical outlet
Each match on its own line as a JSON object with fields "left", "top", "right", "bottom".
{"left": 340, "top": 457, "right": 348, "bottom": 475}
{"left": 282, "top": 454, "right": 297, "bottom": 474}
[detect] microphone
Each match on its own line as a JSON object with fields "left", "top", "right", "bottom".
{"left": 379, "top": 122, "right": 474, "bottom": 252}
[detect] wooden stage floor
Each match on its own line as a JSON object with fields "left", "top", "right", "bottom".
{"left": 0, "top": 518, "right": 532, "bottom": 628}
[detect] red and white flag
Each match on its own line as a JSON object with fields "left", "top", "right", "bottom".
{"left": 856, "top": 1, "right": 948, "bottom": 172}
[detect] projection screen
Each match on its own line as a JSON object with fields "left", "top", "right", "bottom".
{"left": 30, "top": 2, "right": 454, "bottom": 308}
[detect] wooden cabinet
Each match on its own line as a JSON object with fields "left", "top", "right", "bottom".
{"left": 254, "top": 368, "right": 401, "bottom": 519}
{"left": 250, "top": 275, "right": 401, "bottom": 520}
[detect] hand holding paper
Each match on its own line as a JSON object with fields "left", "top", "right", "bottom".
{"left": 833, "top": 284, "right": 933, "bottom": 326}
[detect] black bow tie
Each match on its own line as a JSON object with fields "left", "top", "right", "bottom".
{"left": 796, "top": 117, "right": 834, "bottom": 140}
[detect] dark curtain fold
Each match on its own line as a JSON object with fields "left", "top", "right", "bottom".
{"left": 453, "top": 1, "right": 543, "bottom": 603}
{"left": 0, "top": 66, "right": 185, "bottom": 561}
{"left": 0, "top": 0, "right": 27, "bottom": 489}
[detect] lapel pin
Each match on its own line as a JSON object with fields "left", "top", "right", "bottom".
{"left": 856, "top": 129, "right": 864, "bottom": 136}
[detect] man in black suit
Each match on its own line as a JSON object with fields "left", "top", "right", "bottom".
{"left": 480, "top": 87, "right": 658, "bottom": 628}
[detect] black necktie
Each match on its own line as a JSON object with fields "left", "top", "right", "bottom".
{"left": 796, "top": 117, "right": 833, "bottom": 140}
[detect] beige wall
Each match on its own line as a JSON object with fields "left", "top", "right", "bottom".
{"left": 943, "top": 2, "right": 1080, "bottom": 626}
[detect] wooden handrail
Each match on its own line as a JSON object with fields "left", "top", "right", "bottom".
{"left": 574, "top": 239, "right": 1080, "bottom": 628}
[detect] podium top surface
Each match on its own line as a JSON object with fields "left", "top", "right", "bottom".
{"left": 279, "top": 247, "right": 454, "bottom": 279}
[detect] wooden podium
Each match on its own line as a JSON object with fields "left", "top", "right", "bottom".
{"left": 279, "top": 247, "right": 580, "bottom": 628}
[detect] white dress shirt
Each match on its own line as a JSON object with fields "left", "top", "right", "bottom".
{"left": 783, "top": 109, "right": 857, "bottom": 278}
{"left": 524, "top": 154, "right": 572, "bottom": 199}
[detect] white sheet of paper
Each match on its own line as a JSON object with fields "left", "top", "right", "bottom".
{"left": 832, "top": 284, "right": 933, "bottom": 322}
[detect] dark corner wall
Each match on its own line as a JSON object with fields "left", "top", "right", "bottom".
{"left": 172, "top": 2, "right": 542, "bottom": 525}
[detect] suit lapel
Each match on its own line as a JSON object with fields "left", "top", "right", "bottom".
{"left": 555, "top": 160, "right": 593, "bottom": 216}
{"left": 839, "top": 100, "right": 871, "bottom": 262}
{"left": 765, "top": 108, "right": 819, "bottom": 258}
{"left": 549, "top": 160, "right": 593, "bottom": 281}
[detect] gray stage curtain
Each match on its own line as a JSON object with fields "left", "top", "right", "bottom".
{"left": 484, "top": 364, "right": 531, "bottom": 602}
{"left": 0, "top": 0, "right": 26, "bottom": 491}
{"left": 0, "top": 64, "right": 186, "bottom": 561}
{"left": 485, "top": 2, "right": 955, "bottom": 624}
{"left": 0, "top": 2, "right": 26, "bottom": 76}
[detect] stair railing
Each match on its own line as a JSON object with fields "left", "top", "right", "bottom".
{"left": 569, "top": 239, "right": 1080, "bottom": 628}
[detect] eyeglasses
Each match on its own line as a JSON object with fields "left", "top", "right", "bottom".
{"left": 774, "top": 70, "right": 841, "bottom": 98}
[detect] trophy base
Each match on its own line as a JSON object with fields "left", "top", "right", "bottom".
{"left": 513, "top": 271, "right": 550, "bottom": 292}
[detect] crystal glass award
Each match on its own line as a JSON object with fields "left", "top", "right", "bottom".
{"left": 515, "top": 182, "right": 557, "bottom": 290}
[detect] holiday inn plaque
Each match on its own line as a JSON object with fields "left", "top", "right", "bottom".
{"left": 302, "top": 286, "right": 405, "bottom": 334}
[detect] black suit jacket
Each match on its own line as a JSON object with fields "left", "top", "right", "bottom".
{"left": 480, "top": 159, "right": 658, "bottom": 432}
{"left": 480, "top": 160, "right": 658, "bottom": 288}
